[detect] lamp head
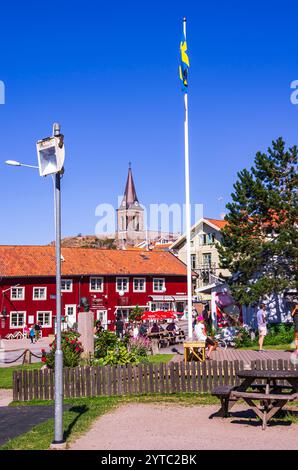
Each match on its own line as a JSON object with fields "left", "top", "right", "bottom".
{"left": 5, "top": 160, "right": 21, "bottom": 166}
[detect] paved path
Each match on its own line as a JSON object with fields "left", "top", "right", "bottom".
{"left": 69, "top": 403, "right": 298, "bottom": 450}
{"left": 0, "top": 405, "right": 55, "bottom": 447}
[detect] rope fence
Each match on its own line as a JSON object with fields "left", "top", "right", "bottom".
{"left": 0, "top": 349, "right": 43, "bottom": 365}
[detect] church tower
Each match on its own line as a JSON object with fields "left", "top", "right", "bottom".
{"left": 117, "top": 164, "right": 144, "bottom": 246}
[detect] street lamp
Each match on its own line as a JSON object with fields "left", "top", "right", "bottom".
{"left": 5, "top": 123, "right": 65, "bottom": 447}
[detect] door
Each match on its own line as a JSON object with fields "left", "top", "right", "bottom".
{"left": 96, "top": 310, "right": 108, "bottom": 330}
{"left": 65, "top": 304, "right": 77, "bottom": 328}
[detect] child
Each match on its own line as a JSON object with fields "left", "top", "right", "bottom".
{"left": 194, "top": 316, "right": 216, "bottom": 360}
{"left": 29, "top": 326, "right": 35, "bottom": 344}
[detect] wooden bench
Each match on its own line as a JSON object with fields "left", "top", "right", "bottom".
{"left": 211, "top": 385, "right": 238, "bottom": 417}
{"left": 231, "top": 390, "right": 298, "bottom": 401}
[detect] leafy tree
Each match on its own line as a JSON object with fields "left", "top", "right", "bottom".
{"left": 218, "top": 138, "right": 298, "bottom": 304}
{"left": 129, "top": 305, "right": 143, "bottom": 322}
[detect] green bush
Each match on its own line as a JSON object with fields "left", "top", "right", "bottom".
{"left": 234, "top": 322, "right": 295, "bottom": 348}
{"left": 234, "top": 327, "right": 254, "bottom": 348}
{"left": 92, "top": 343, "right": 146, "bottom": 366}
{"left": 94, "top": 330, "right": 118, "bottom": 358}
{"left": 264, "top": 323, "right": 294, "bottom": 346}
{"left": 129, "top": 305, "right": 142, "bottom": 322}
{"left": 43, "top": 331, "right": 84, "bottom": 368}
{"left": 128, "top": 336, "right": 152, "bottom": 357}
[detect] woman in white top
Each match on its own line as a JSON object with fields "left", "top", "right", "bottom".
{"left": 194, "top": 316, "right": 216, "bottom": 359}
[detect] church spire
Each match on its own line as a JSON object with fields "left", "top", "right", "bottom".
{"left": 121, "top": 163, "right": 139, "bottom": 209}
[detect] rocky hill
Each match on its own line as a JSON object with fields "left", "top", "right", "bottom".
{"left": 49, "top": 235, "right": 117, "bottom": 249}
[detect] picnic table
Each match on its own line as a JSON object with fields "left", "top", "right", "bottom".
{"left": 146, "top": 329, "right": 185, "bottom": 348}
{"left": 212, "top": 369, "right": 298, "bottom": 430}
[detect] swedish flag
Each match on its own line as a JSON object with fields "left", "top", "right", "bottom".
{"left": 179, "top": 29, "right": 189, "bottom": 91}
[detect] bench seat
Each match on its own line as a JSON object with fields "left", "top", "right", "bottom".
{"left": 212, "top": 385, "right": 236, "bottom": 397}
{"left": 231, "top": 390, "right": 298, "bottom": 401}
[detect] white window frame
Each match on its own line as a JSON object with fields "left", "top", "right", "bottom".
{"left": 10, "top": 311, "right": 26, "bottom": 329}
{"left": 89, "top": 277, "right": 104, "bottom": 292}
{"left": 153, "top": 278, "right": 166, "bottom": 292}
{"left": 116, "top": 277, "right": 129, "bottom": 293}
{"left": 133, "top": 277, "right": 146, "bottom": 292}
{"left": 33, "top": 287, "right": 47, "bottom": 300}
{"left": 37, "top": 311, "right": 52, "bottom": 328}
{"left": 61, "top": 279, "right": 73, "bottom": 292}
{"left": 10, "top": 287, "right": 25, "bottom": 301}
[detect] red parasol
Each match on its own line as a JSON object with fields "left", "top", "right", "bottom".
{"left": 141, "top": 310, "right": 177, "bottom": 321}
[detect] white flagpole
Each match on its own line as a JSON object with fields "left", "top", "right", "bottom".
{"left": 182, "top": 17, "right": 193, "bottom": 339}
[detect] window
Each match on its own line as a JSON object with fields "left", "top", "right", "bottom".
{"left": 33, "top": 287, "right": 47, "bottom": 300}
{"left": 10, "top": 287, "right": 25, "bottom": 300}
{"left": 153, "top": 278, "right": 165, "bottom": 292}
{"left": 203, "top": 233, "right": 215, "bottom": 245}
{"left": 90, "top": 277, "right": 104, "bottom": 292}
{"left": 116, "top": 277, "right": 129, "bottom": 293}
{"left": 37, "top": 311, "right": 52, "bottom": 327}
{"left": 133, "top": 278, "right": 146, "bottom": 292}
{"left": 61, "top": 279, "right": 73, "bottom": 292}
{"left": 202, "top": 253, "right": 212, "bottom": 266}
{"left": 10, "top": 311, "right": 26, "bottom": 328}
{"left": 191, "top": 254, "right": 196, "bottom": 269}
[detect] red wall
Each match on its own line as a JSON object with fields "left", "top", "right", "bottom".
{"left": 0, "top": 275, "right": 187, "bottom": 337}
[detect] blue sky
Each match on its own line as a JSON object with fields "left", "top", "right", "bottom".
{"left": 0, "top": 0, "right": 298, "bottom": 244}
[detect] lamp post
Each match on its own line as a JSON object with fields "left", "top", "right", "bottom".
{"left": 52, "top": 123, "right": 64, "bottom": 446}
{"left": 5, "top": 122, "right": 65, "bottom": 446}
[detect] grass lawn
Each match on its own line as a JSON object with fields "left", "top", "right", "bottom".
{"left": 0, "top": 363, "right": 43, "bottom": 389}
{"left": 238, "top": 344, "right": 295, "bottom": 351}
{"left": 147, "top": 354, "right": 174, "bottom": 363}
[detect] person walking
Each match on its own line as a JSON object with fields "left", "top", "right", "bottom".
{"left": 257, "top": 303, "right": 267, "bottom": 351}
{"left": 29, "top": 326, "right": 35, "bottom": 344}
{"left": 194, "top": 316, "right": 215, "bottom": 360}
{"left": 115, "top": 315, "right": 124, "bottom": 338}
{"left": 291, "top": 301, "right": 298, "bottom": 357}
{"left": 34, "top": 322, "right": 41, "bottom": 342}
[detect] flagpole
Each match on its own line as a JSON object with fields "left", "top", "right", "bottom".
{"left": 182, "top": 17, "right": 193, "bottom": 339}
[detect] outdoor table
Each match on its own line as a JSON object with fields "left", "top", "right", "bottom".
{"left": 183, "top": 341, "right": 206, "bottom": 363}
{"left": 146, "top": 331, "right": 171, "bottom": 348}
{"left": 231, "top": 369, "right": 298, "bottom": 430}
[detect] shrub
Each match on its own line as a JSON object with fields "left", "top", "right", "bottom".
{"left": 129, "top": 305, "right": 143, "bottom": 322}
{"left": 234, "top": 327, "right": 254, "bottom": 348}
{"left": 94, "top": 330, "right": 118, "bottom": 358}
{"left": 42, "top": 331, "right": 84, "bottom": 368}
{"left": 264, "top": 323, "right": 294, "bottom": 346}
{"left": 93, "top": 343, "right": 144, "bottom": 366}
{"left": 128, "top": 336, "right": 152, "bottom": 357}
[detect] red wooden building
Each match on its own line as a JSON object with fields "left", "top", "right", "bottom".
{"left": 0, "top": 246, "right": 188, "bottom": 337}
